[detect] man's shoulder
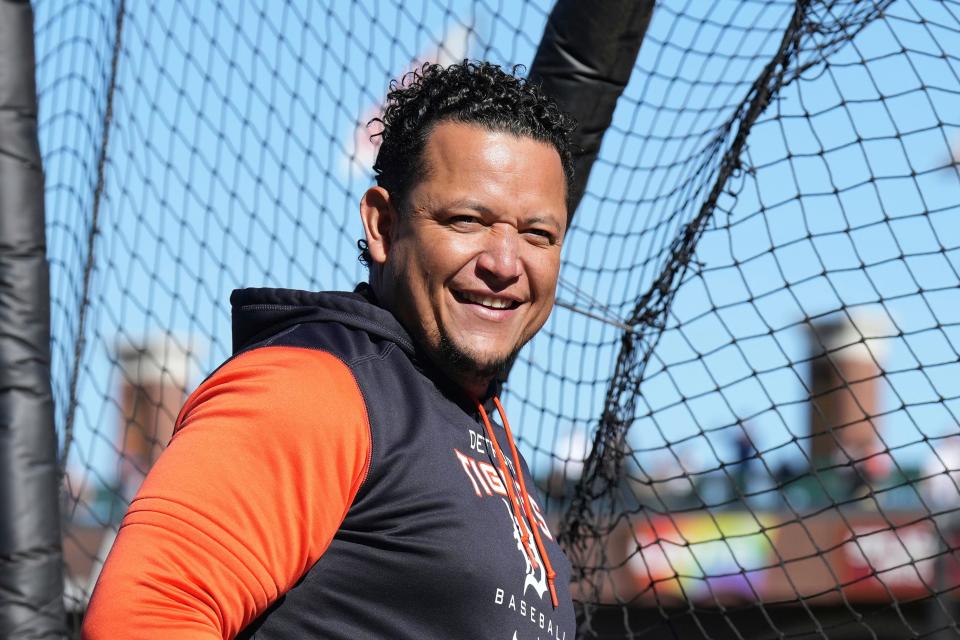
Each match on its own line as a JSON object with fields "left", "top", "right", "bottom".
{"left": 170, "top": 285, "right": 425, "bottom": 440}
{"left": 169, "top": 343, "right": 374, "bottom": 458}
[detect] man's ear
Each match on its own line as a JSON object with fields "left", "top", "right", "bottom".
{"left": 359, "top": 186, "right": 398, "bottom": 265}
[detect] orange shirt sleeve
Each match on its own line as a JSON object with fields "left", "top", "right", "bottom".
{"left": 81, "top": 346, "right": 372, "bottom": 639}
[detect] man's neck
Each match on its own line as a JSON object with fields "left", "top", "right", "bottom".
{"left": 444, "top": 368, "right": 494, "bottom": 402}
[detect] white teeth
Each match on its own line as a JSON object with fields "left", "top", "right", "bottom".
{"left": 460, "top": 292, "right": 513, "bottom": 309}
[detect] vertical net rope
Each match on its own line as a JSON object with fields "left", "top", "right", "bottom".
{"left": 33, "top": 1, "right": 960, "bottom": 637}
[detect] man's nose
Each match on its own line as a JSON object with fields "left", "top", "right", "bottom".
{"left": 476, "top": 225, "right": 521, "bottom": 285}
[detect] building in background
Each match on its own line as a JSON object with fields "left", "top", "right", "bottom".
{"left": 116, "top": 335, "right": 193, "bottom": 502}
{"left": 807, "top": 313, "right": 891, "bottom": 484}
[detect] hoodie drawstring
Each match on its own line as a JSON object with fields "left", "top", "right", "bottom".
{"left": 476, "top": 397, "right": 559, "bottom": 609}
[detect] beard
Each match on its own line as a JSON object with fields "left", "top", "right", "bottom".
{"left": 436, "top": 332, "right": 518, "bottom": 382}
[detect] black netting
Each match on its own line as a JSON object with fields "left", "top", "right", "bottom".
{"left": 33, "top": 0, "right": 960, "bottom": 637}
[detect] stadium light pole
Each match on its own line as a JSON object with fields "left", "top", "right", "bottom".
{"left": 0, "top": 0, "right": 68, "bottom": 637}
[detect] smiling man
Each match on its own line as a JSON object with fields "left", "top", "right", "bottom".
{"left": 83, "top": 61, "right": 577, "bottom": 639}
{"left": 361, "top": 120, "right": 566, "bottom": 398}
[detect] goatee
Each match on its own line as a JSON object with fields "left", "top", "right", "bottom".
{"left": 437, "top": 333, "right": 517, "bottom": 384}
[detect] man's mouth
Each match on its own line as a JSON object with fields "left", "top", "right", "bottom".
{"left": 454, "top": 290, "right": 521, "bottom": 310}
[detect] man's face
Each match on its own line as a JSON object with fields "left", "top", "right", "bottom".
{"left": 371, "top": 122, "right": 567, "bottom": 393}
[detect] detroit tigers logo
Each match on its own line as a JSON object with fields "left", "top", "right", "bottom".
{"left": 453, "top": 447, "right": 554, "bottom": 603}
{"left": 500, "top": 498, "right": 549, "bottom": 600}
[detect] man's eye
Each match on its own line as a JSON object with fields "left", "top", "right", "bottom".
{"left": 449, "top": 215, "right": 481, "bottom": 226}
{"left": 524, "top": 228, "right": 554, "bottom": 243}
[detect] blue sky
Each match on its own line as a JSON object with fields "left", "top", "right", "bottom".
{"left": 33, "top": 0, "right": 960, "bottom": 507}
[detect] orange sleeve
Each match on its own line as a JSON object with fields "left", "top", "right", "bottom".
{"left": 81, "top": 346, "right": 371, "bottom": 639}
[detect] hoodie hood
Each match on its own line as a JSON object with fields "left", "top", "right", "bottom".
{"left": 230, "top": 283, "right": 504, "bottom": 407}
{"left": 230, "top": 283, "right": 416, "bottom": 356}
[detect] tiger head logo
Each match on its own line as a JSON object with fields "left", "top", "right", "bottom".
{"left": 500, "top": 498, "right": 548, "bottom": 600}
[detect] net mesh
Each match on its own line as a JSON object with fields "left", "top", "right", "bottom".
{"left": 32, "top": 0, "right": 960, "bottom": 637}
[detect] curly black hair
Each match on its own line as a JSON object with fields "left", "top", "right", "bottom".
{"left": 358, "top": 60, "right": 576, "bottom": 266}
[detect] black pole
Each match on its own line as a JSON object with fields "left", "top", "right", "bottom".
{"left": 0, "top": 1, "right": 68, "bottom": 637}
{"left": 529, "top": 0, "right": 655, "bottom": 220}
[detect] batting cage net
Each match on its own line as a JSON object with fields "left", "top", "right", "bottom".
{"left": 32, "top": 0, "right": 960, "bottom": 637}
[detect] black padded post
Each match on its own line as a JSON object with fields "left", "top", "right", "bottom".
{"left": 530, "top": 0, "right": 655, "bottom": 219}
{"left": 0, "top": 0, "right": 67, "bottom": 636}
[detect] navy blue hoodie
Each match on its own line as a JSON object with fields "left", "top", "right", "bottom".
{"left": 83, "top": 285, "right": 576, "bottom": 640}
